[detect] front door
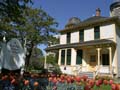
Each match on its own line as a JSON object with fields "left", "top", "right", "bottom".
{"left": 76, "top": 50, "right": 82, "bottom": 65}
{"left": 89, "top": 55, "right": 97, "bottom": 71}
{"left": 102, "top": 54, "right": 109, "bottom": 65}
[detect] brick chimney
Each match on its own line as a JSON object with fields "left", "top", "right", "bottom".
{"left": 96, "top": 8, "right": 101, "bottom": 16}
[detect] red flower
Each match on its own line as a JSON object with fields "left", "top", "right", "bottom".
{"left": 48, "top": 77, "right": 52, "bottom": 82}
{"left": 11, "top": 78, "right": 17, "bottom": 85}
{"left": 60, "top": 74, "right": 65, "bottom": 80}
{"left": 96, "top": 80, "right": 101, "bottom": 87}
{"left": 88, "top": 79, "right": 95, "bottom": 88}
{"left": 98, "top": 79, "right": 103, "bottom": 85}
{"left": 109, "top": 79, "right": 114, "bottom": 85}
{"left": 52, "top": 77, "right": 57, "bottom": 84}
{"left": 75, "top": 76, "right": 81, "bottom": 82}
{"left": 103, "top": 80, "right": 108, "bottom": 85}
{"left": 84, "top": 83, "right": 91, "bottom": 90}
{"left": 34, "top": 81, "right": 39, "bottom": 87}
{"left": 82, "top": 75, "right": 88, "bottom": 81}
{"left": 111, "top": 84, "right": 117, "bottom": 90}
{"left": 67, "top": 78, "right": 71, "bottom": 83}
{"left": 24, "top": 80, "right": 29, "bottom": 86}
{"left": 2, "top": 75, "right": 8, "bottom": 80}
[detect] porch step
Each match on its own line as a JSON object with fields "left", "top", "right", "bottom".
{"left": 79, "top": 72, "right": 94, "bottom": 79}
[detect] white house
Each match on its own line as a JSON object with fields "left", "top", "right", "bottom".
{"left": 46, "top": 1, "right": 120, "bottom": 78}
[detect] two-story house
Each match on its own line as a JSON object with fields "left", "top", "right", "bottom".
{"left": 46, "top": 1, "right": 120, "bottom": 78}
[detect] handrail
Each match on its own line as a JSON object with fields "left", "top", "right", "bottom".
{"left": 77, "top": 65, "right": 88, "bottom": 75}
{"left": 72, "top": 65, "right": 82, "bottom": 75}
{"left": 76, "top": 65, "right": 82, "bottom": 75}
{"left": 94, "top": 66, "right": 100, "bottom": 77}
{"left": 111, "top": 66, "right": 114, "bottom": 78}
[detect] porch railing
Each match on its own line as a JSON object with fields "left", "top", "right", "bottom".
{"left": 94, "top": 66, "right": 99, "bottom": 77}
{"left": 72, "top": 65, "right": 88, "bottom": 75}
{"left": 95, "top": 65, "right": 114, "bottom": 77}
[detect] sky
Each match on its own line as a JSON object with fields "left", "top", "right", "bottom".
{"left": 33, "top": 0, "right": 113, "bottom": 30}
{"left": 32, "top": 0, "right": 114, "bottom": 53}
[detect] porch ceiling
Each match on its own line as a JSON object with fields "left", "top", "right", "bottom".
{"left": 45, "top": 39, "right": 116, "bottom": 51}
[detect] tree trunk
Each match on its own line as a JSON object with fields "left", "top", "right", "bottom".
{"left": 25, "top": 42, "right": 34, "bottom": 67}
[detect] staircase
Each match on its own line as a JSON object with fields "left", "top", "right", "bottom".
{"left": 79, "top": 72, "right": 94, "bottom": 79}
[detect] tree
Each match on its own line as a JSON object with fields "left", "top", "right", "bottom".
{"left": 0, "top": 1, "right": 58, "bottom": 67}
{"left": 29, "top": 47, "right": 44, "bottom": 70}
{"left": 14, "top": 7, "right": 58, "bottom": 66}
{"left": 0, "top": 0, "right": 32, "bottom": 22}
{"left": 0, "top": 0, "right": 32, "bottom": 41}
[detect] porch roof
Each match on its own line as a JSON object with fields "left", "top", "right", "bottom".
{"left": 45, "top": 39, "right": 116, "bottom": 51}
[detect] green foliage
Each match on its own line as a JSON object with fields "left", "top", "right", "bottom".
{"left": 0, "top": 0, "right": 58, "bottom": 67}
{"left": 31, "top": 47, "right": 43, "bottom": 59}
{"left": 93, "top": 84, "right": 111, "bottom": 90}
{"left": 47, "top": 54, "right": 58, "bottom": 65}
{"left": 52, "top": 64, "right": 62, "bottom": 74}
{"left": 95, "top": 75, "right": 113, "bottom": 81}
{"left": 0, "top": 0, "right": 32, "bottom": 22}
{"left": 46, "top": 54, "right": 61, "bottom": 74}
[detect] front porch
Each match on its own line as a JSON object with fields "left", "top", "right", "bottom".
{"left": 46, "top": 39, "right": 117, "bottom": 78}
{"left": 59, "top": 45, "right": 116, "bottom": 78}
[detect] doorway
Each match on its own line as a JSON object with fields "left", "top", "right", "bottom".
{"left": 102, "top": 54, "right": 109, "bottom": 65}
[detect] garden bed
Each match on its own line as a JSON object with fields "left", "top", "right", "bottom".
{"left": 0, "top": 72, "right": 120, "bottom": 90}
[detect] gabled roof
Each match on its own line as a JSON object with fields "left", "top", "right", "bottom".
{"left": 83, "top": 16, "right": 108, "bottom": 23}
{"left": 59, "top": 16, "right": 120, "bottom": 33}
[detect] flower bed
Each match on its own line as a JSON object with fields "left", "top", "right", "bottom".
{"left": 0, "top": 72, "right": 120, "bottom": 90}
{"left": 47, "top": 74, "right": 120, "bottom": 90}
{"left": 0, "top": 72, "right": 49, "bottom": 90}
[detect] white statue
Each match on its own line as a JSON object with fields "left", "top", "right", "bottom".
{"left": 0, "top": 37, "right": 26, "bottom": 74}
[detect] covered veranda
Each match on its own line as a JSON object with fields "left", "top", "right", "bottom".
{"left": 45, "top": 39, "right": 116, "bottom": 77}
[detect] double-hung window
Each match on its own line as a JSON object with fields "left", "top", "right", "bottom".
{"left": 61, "top": 50, "right": 65, "bottom": 65}
{"left": 94, "top": 26, "right": 100, "bottom": 39}
{"left": 79, "top": 30, "right": 84, "bottom": 42}
{"left": 67, "top": 33, "right": 70, "bottom": 43}
{"left": 67, "top": 49, "right": 71, "bottom": 65}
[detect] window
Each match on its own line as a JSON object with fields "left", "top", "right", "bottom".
{"left": 76, "top": 50, "right": 82, "bottom": 64}
{"left": 79, "top": 30, "right": 84, "bottom": 42}
{"left": 67, "top": 33, "right": 70, "bottom": 43}
{"left": 94, "top": 26, "right": 100, "bottom": 39}
{"left": 90, "top": 55, "right": 96, "bottom": 62}
{"left": 61, "top": 50, "right": 65, "bottom": 65}
{"left": 67, "top": 49, "right": 71, "bottom": 65}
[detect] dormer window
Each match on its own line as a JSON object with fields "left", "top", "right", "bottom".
{"left": 67, "top": 32, "right": 70, "bottom": 43}
{"left": 94, "top": 26, "right": 100, "bottom": 39}
{"left": 79, "top": 29, "right": 84, "bottom": 42}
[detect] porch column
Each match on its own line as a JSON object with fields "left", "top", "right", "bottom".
{"left": 97, "top": 48, "right": 101, "bottom": 68}
{"left": 108, "top": 47, "right": 112, "bottom": 73}
{"left": 58, "top": 50, "right": 61, "bottom": 65}
{"left": 65, "top": 49, "right": 67, "bottom": 66}
{"left": 44, "top": 52, "right": 47, "bottom": 69}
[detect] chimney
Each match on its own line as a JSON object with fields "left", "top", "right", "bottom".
{"left": 96, "top": 8, "right": 101, "bottom": 16}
